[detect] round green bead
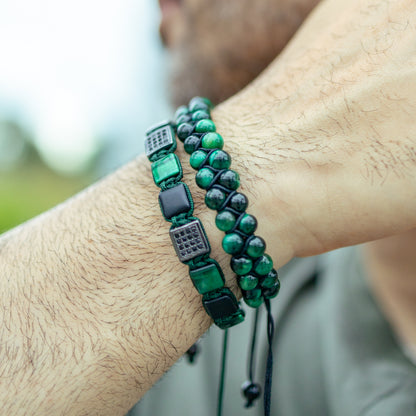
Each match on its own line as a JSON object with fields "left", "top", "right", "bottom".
{"left": 237, "top": 274, "right": 259, "bottom": 291}
{"left": 192, "top": 110, "right": 210, "bottom": 122}
{"left": 254, "top": 254, "right": 273, "bottom": 276}
{"left": 215, "top": 211, "right": 236, "bottom": 232}
{"left": 175, "top": 105, "right": 189, "bottom": 119}
{"left": 222, "top": 233, "right": 244, "bottom": 255}
{"left": 229, "top": 192, "right": 248, "bottom": 212}
{"left": 190, "top": 150, "right": 207, "bottom": 170}
{"left": 218, "top": 170, "right": 240, "bottom": 190}
{"left": 263, "top": 280, "right": 281, "bottom": 299}
{"left": 195, "top": 119, "right": 216, "bottom": 133}
{"left": 205, "top": 188, "right": 226, "bottom": 210}
{"left": 195, "top": 168, "right": 214, "bottom": 189}
{"left": 202, "top": 97, "right": 213, "bottom": 108}
{"left": 176, "top": 114, "right": 191, "bottom": 126}
{"left": 244, "top": 288, "right": 263, "bottom": 308}
{"left": 261, "top": 269, "right": 278, "bottom": 289}
{"left": 208, "top": 150, "right": 231, "bottom": 169}
{"left": 201, "top": 132, "right": 224, "bottom": 150}
{"left": 238, "top": 214, "right": 257, "bottom": 235}
{"left": 184, "top": 135, "right": 201, "bottom": 154}
{"left": 177, "top": 123, "right": 194, "bottom": 141}
{"left": 231, "top": 256, "right": 253, "bottom": 276}
{"left": 246, "top": 236, "right": 266, "bottom": 258}
{"left": 189, "top": 97, "right": 210, "bottom": 113}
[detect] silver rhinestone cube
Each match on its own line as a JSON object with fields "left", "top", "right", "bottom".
{"left": 145, "top": 121, "right": 176, "bottom": 158}
{"left": 170, "top": 219, "right": 210, "bottom": 262}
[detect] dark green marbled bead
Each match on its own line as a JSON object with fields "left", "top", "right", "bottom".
{"left": 215, "top": 210, "right": 236, "bottom": 232}
{"left": 208, "top": 150, "right": 231, "bottom": 169}
{"left": 237, "top": 274, "right": 259, "bottom": 291}
{"left": 218, "top": 170, "right": 240, "bottom": 190}
{"left": 244, "top": 288, "right": 263, "bottom": 308}
{"left": 195, "top": 168, "right": 214, "bottom": 189}
{"left": 231, "top": 256, "right": 253, "bottom": 275}
{"left": 175, "top": 105, "right": 189, "bottom": 119}
{"left": 184, "top": 135, "right": 201, "bottom": 154}
{"left": 254, "top": 254, "right": 273, "bottom": 276}
{"left": 260, "top": 269, "right": 278, "bottom": 289}
{"left": 177, "top": 123, "right": 194, "bottom": 141}
{"left": 263, "top": 280, "right": 281, "bottom": 299}
{"left": 195, "top": 119, "right": 216, "bottom": 133}
{"left": 201, "top": 132, "right": 224, "bottom": 150}
{"left": 246, "top": 236, "right": 266, "bottom": 258}
{"left": 201, "top": 97, "right": 213, "bottom": 108}
{"left": 189, "top": 97, "right": 210, "bottom": 113}
{"left": 190, "top": 150, "right": 208, "bottom": 170}
{"left": 205, "top": 188, "right": 226, "bottom": 210}
{"left": 192, "top": 110, "right": 210, "bottom": 122}
{"left": 176, "top": 114, "right": 192, "bottom": 126}
{"left": 229, "top": 192, "right": 248, "bottom": 212}
{"left": 238, "top": 214, "right": 257, "bottom": 235}
{"left": 222, "top": 233, "right": 244, "bottom": 255}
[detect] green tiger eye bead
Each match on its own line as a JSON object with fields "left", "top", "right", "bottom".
{"left": 231, "top": 256, "right": 253, "bottom": 276}
{"left": 218, "top": 170, "right": 240, "bottom": 190}
{"left": 176, "top": 114, "right": 192, "bottom": 126}
{"left": 254, "top": 254, "right": 274, "bottom": 275}
{"left": 246, "top": 236, "right": 266, "bottom": 258}
{"left": 201, "top": 132, "right": 224, "bottom": 150}
{"left": 175, "top": 105, "right": 189, "bottom": 119}
{"left": 205, "top": 188, "right": 226, "bottom": 210}
{"left": 263, "top": 280, "right": 281, "bottom": 299}
{"left": 190, "top": 150, "right": 207, "bottom": 170}
{"left": 192, "top": 110, "right": 210, "bottom": 122}
{"left": 229, "top": 192, "right": 248, "bottom": 212}
{"left": 238, "top": 214, "right": 257, "bottom": 235}
{"left": 244, "top": 288, "right": 263, "bottom": 308}
{"left": 208, "top": 150, "right": 231, "bottom": 169}
{"left": 202, "top": 97, "right": 213, "bottom": 108}
{"left": 261, "top": 269, "right": 278, "bottom": 289}
{"left": 195, "top": 119, "right": 216, "bottom": 133}
{"left": 215, "top": 210, "right": 236, "bottom": 232}
{"left": 177, "top": 122, "right": 194, "bottom": 141}
{"left": 222, "top": 233, "right": 244, "bottom": 255}
{"left": 184, "top": 135, "right": 201, "bottom": 154}
{"left": 189, "top": 97, "right": 211, "bottom": 113}
{"left": 195, "top": 168, "right": 214, "bottom": 189}
{"left": 237, "top": 274, "right": 259, "bottom": 291}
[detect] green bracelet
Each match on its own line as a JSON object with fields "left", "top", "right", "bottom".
{"left": 145, "top": 120, "right": 245, "bottom": 329}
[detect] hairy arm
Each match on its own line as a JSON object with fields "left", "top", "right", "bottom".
{"left": 1, "top": 0, "right": 416, "bottom": 414}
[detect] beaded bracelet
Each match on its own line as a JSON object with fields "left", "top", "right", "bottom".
{"left": 173, "top": 97, "right": 281, "bottom": 309}
{"left": 145, "top": 120, "right": 245, "bottom": 329}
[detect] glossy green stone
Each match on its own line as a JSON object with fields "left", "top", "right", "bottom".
{"left": 220, "top": 310, "right": 245, "bottom": 329}
{"left": 151, "top": 153, "right": 181, "bottom": 185}
{"left": 192, "top": 110, "right": 210, "bottom": 122}
{"left": 189, "top": 263, "right": 225, "bottom": 294}
{"left": 205, "top": 188, "right": 226, "bottom": 210}
{"left": 218, "top": 170, "right": 240, "bottom": 190}
{"left": 238, "top": 214, "right": 257, "bottom": 235}
{"left": 222, "top": 233, "right": 244, "bottom": 255}
{"left": 246, "top": 236, "right": 266, "bottom": 258}
{"left": 261, "top": 269, "right": 278, "bottom": 289}
{"left": 229, "top": 192, "right": 248, "bottom": 212}
{"left": 195, "top": 168, "right": 214, "bottom": 189}
{"left": 215, "top": 210, "right": 236, "bottom": 232}
{"left": 244, "top": 288, "right": 264, "bottom": 308}
{"left": 184, "top": 135, "right": 201, "bottom": 154}
{"left": 177, "top": 123, "right": 194, "bottom": 141}
{"left": 208, "top": 150, "right": 231, "bottom": 169}
{"left": 254, "top": 254, "right": 274, "bottom": 275}
{"left": 190, "top": 150, "right": 207, "bottom": 170}
{"left": 231, "top": 256, "right": 253, "bottom": 276}
{"left": 189, "top": 97, "right": 211, "bottom": 113}
{"left": 176, "top": 114, "right": 191, "bottom": 126}
{"left": 263, "top": 280, "right": 281, "bottom": 299}
{"left": 175, "top": 105, "right": 189, "bottom": 119}
{"left": 237, "top": 274, "right": 259, "bottom": 291}
{"left": 195, "top": 119, "right": 216, "bottom": 133}
{"left": 201, "top": 132, "right": 224, "bottom": 150}
{"left": 202, "top": 97, "right": 213, "bottom": 108}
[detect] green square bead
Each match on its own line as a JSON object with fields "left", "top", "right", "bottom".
{"left": 151, "top": 153, "right": 182, "bottom": 185}
{"left": 189, "top": 263, "right": 225, "bottom": 294}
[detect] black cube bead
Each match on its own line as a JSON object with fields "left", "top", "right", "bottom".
{"left": 203, "top": 292, "right": 240, "bottom": 320}
{"left": 159, "top": 183, "right": 192, "bottom": 220}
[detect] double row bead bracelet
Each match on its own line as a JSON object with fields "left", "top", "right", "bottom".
{"left": 145, "top": 120, "right": 245, "bottom": 329}
{"left": 173, "top": 97, "right": 281, "bottom": 309}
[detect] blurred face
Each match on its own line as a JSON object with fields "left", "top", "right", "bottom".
{"left": 159, "top": 0, "right": 320, "bottom": 106}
